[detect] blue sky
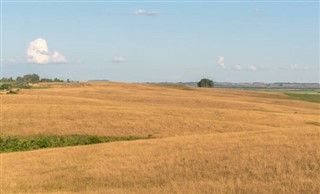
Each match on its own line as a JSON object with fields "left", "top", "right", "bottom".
{"left": 1, "top": 1, "right": 319, "bottom": 82}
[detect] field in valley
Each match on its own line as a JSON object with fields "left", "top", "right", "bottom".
{"left": 0, "top": 82, "right": 319, "bottom": 193}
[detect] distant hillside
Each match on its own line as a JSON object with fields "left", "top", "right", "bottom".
{"left": 147, "top": 82, "right": 320, "bottom": 89}
{"left": 88, "top": 79, "right": 110, "bottom": 82}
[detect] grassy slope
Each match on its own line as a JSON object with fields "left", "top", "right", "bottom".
{"left": 1, "top": 82, "right": 320, "bottom": 193}
{"left": 285, "top": 93, "right": 320, "bottom": 103}
{"left": 254, "top": 89, "right": 320, "bottom": 103}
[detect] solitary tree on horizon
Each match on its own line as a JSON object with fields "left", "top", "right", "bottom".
{"left": 197, "top": 78, "right": 214, "bottom": 88}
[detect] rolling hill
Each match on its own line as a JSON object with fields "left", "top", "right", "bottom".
{"left": 1, "top": 82, "right": 319, "bottom": 193}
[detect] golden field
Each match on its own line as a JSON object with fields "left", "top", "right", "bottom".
{"left": 0, "top": 82, "right": 319, "bottom": 193}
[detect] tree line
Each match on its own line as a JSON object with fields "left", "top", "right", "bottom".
{"left": 1, "top": 74, "right": 66, "bottom": 84}
{"left": 0, "top": 74, "right": 72, "bottom": 91}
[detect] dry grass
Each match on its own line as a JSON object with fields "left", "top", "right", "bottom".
{"left": 1, "top": 82, "right": 319, "bottom": 193}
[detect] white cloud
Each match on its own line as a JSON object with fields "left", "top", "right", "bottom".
{"left": 134, "top": 9, "right": 159, "bottom": 16}
{"left": 235, "top": 64, "right": 243, "bottom": 70}
{"left": 26, "top": 38, "right": 67, "bottom": 64}
{"left": 218, "top": 56, "right": 226, "bottom": 69}
{"left": 112, "top": 56, "right": 126, "bottom": 63}
{"left": 51, "top": 51, "right": 66, "bottom": 63}
{"left": 248, "top": 65, "right": 257, "bottom": 71}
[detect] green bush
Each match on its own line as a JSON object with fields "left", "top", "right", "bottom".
{"left": 0, "top": 83, "right": 12, "bottom": 90}
{"left": 197, "top": 78, "right": 214, "bottom": 88}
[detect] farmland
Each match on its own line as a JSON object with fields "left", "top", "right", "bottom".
{"left": 0, "top": 82, "right": 319, "bottom": 193}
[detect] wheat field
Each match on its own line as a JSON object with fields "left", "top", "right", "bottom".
{"left": 1, "top": 82, "right": 319, "bottom": 193}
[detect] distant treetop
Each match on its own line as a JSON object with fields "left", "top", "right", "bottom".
{"left": 197, "top": 78, "right": 214, "bottom": 88}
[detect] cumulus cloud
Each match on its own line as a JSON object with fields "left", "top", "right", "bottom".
{"left": 134, "top": 9, "right": 159, "bottom": 16}
{"left": 27, "top": 38, "right": 66, "bottom": 64}
{"left": 51, "top": 51, "right": 67, "bottom": 63}
{"left": 235, "top": 64, "right": 243, "bottom": 70}
{"left": 218, "top": 56, "right": 226, "bottom": 69}
{"left": 248, "top": 65, "right": 257, "bottom": 71}
{"left": 112, "top": 56, "right": 126, "bottom": 63}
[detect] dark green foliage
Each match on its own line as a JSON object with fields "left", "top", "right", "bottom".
{"left": 13, "top": 82, "right": 32, "bottom": 89}
{"left": 0, "top": 83, "right": 19, "bottom": 94}
{"left": 8, "top": 90, "right": 19, "bottom": 94}
{"left": 0, "top": 135, "right": 150, "bottom": 153}
{"left": 53, "top": 78, "right": 64, "bottom": 82}
{"left": 40, "top": 78, "right": 64, "bottom": 82}
{"left": 1, "top": 77, "right": 14, "bottom": 82}
{"left": 1, "top": 74, "right": 68, "bottom": 90}
{"left": 40, "top": 78, "right": 52, "bottom": 82}
{"left": 0, "top": 83, "right": 12, "bottom": 90}
{"left": 23, "top": 74, "right": 40, "bottom": 83}
{"left": 197, "top": 78, "right": 214, "bottom": 88}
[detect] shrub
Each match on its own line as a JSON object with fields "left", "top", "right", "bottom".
{"left": 197, "top": 78, "right": 214, "bottom": 88}
{"left": 0, "top": 83, "right": 12, "bottom": 90}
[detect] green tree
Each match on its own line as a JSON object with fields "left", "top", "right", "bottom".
{"left": 54, "top": 78, "right": 64, "bottom": 82}
{"left": 197, "top": 78, "right": 214, "bottom": 88}
{"left": 23, "top": 74, "right": 40, "bottom": 83}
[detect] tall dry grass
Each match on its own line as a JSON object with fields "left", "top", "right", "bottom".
{"left": 1, "top": 82, "right": 319, "bottom": 137}
{"left": 0, "top": 82, "right": 319, "bottom": 193}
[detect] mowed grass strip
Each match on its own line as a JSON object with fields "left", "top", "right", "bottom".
{"left": 0, "top": 135, "right": 150, "bottom": 153}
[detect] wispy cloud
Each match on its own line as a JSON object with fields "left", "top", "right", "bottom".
{"left": 112, "top": 56, "right": 126, "bottom": 63}
{"left": 254, "top": 7, "right": 261, "bottom": 13}
{"left": 27, "top": 38, "right": 66, "bottom": 64}
{"left": 290, "top": 64, "right": 299, "bottom": 69}
{"left": 235, "top": 64, "right": 243, "bottom": 70}
{"left": 163, "top": 74, "right": 182, "bottom": 80}
{"left": 134, "top": 9, "right": 159, "bottom": 16}
{"left": 218, "top": 56, "right": 226, "bottom": 69}
{"left": 0, "top": 58, "right": 20, "bottom": 64}
{"left": 290, "top": 64, "right": 309, "bottom": 70}
{"left": 248, "top": 65, "right": 257, "bottom": 71}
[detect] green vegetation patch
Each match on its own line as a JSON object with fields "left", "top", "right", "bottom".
{"left": 0, "top": 135, "right": 151, "bottom": 153}
{"left": 285, "top": 93, "right": 320, "bottom": 103}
